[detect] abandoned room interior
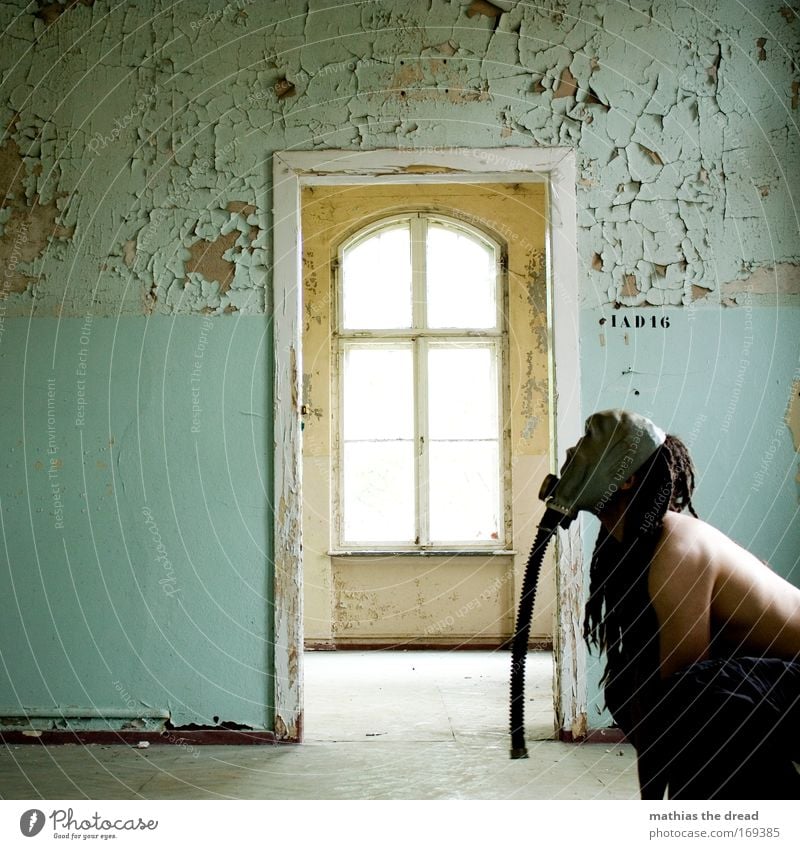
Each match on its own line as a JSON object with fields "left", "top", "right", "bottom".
{"left": 0, "top": 0, "right": 798, "bottom": 807}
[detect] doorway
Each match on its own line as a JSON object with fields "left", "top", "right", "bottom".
{"left": 272, "top": 149, "right": 585, "bottom": 742}
{"left": 301, "top": 182, "right": 553, "bottom": 649}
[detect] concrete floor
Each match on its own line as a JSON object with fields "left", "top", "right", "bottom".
{"left": 0, "top": 651, "right": 639, "bottom": 800}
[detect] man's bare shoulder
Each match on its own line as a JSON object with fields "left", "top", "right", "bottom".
{"left": 653, "top": 511, "right": 754, "bottom": 569}
{"left": 652, "top": 511, "right": 800, "bottom": 660}
{"left": 648, "top": 512, "right": 714, "bottom": 594}
{"left": 646, "top": 511, "right": 749, "bottom": 602}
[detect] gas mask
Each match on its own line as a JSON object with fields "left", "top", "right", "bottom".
{"left": 539, "top": 409, "right": 666, "bottom": 522}
{"left": 509, "top": 409, "right": 666, "bottom": 758}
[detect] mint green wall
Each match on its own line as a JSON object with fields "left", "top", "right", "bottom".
{"left": 582, "top": 305, "right": 799, "bottom": 578}
{"left": 0, "top": 0, "right": 797, "bottom": 732}
{"left": 582, "top": 305, "right": 800, "bottom": 723}
{"left": 0, "top": 318, "right": 272, "bottom": 728}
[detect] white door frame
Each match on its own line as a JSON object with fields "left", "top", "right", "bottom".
{"left": 271, "top": 147, "right": 586, "bottom": 741}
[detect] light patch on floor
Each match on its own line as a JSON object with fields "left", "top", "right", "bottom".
{"left": 304, "top": 649, "right": 555, "bottom": 743}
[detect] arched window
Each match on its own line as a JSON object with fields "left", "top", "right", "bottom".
{"left": 335, "top": 213, "right": 508, "bottom": 550}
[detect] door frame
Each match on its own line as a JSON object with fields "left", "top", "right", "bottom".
{"left": 272, "top": 148, "right": 585, "bottom": 742}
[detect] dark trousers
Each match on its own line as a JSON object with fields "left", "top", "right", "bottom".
{"left": 636, "top": 657, "right": 800, "bottom": 800}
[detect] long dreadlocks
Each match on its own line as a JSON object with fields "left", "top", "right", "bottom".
{"left": 583, "top": 434, "right": 699, "bottom": 736}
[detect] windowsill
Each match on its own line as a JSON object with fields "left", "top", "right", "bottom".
{"left": 328, "top": 549, "right": 518, "bottom": 557}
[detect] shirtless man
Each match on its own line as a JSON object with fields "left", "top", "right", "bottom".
{"left": 649, "top": 512, "right": 800, "bottom": 679}
{"left": 601, "top": 479, "right": 800, "bottom": 680}
{"left": 547, "top": 410, "right": 800, "bottom": 798}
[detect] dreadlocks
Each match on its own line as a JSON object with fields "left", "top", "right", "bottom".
{"left": 583, "top": 434, "right": 698, "bottom": 735}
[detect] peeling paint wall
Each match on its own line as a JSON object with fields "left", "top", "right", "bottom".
{"left": 1, "top": 0, "right": 797, "bottom": 318}
{"left": 1, "top": 0, "right": 798, "bottom": 732}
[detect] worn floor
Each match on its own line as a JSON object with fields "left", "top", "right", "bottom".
{"left": 0, "top": 651, "right": 638, "bottom": 800}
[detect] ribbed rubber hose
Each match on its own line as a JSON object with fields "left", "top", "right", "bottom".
{"left": 509, "top": 508, "right": 561, "bottom": 758}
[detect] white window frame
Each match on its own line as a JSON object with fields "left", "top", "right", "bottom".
{"left": 333, "top": 212, "right": 511, "bottom": 553}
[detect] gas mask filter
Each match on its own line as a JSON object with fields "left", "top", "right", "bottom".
{"left": 539, "top": 409, "right": 666, "bottom": 521}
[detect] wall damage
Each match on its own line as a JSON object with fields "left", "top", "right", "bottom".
{"left": 0, "top": 0, "right": 794, "bottom": 319}
{"left": 0, "top": 136, "right": 74, "bottom": 296}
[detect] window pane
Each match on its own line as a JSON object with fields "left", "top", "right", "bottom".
{"left": 342, "top": 224, "right": 412, "bottom": 329}
{"left": 343, "top": 346, "right": 413, "bottom": 440}
{"left": 343, "top": 442, "right": 415, "bottom": 543}
{"left": 428, "top": 441, "right": 500, "bottom": 542}
{"left": 426, "top": 224, "right": 497, "bottom": 329}
{"left": 428, "top": 346, "right": 498, "bottom": 440}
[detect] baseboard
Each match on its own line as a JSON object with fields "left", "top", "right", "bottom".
{"left": 0, "top": 729, "right": 281, "bottom": 746}
{"left": 559, "top": 727, "right": 628, "bottom": 744}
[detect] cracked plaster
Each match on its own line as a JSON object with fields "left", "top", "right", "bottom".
{"left": 0, "top": 0, "right": 796, "bottom": 317}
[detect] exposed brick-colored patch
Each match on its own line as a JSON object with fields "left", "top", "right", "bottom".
{"left": 621, "top": 274, "right": 638, "bottom": 298}
{"left": 466, "top": 0, "right": 502, "bottom": 20}
{"left": 721, "top": 263, "right": 800, "bottom": 296}
{"left": 122, "top": 239, "right": 136, "bottom": 268}
{"left": 274, "top": 78, "right": 296, "bottom": 99}
{"left": 226, "top": 201, "right": 257, "bottom": 216}
{"left": 1, "top": 137, "right": 74, "bottom": 294}
{"left": 553, "top": 66, "right": 578, "bottom": 99}
{"left": 585, "top": 85, "right": 609, "bottom": 109}
{"left": 640, "top": 145, "right": 663, "bottom": 166}
{"left": 34, "top": 0, "right": 94, "bottom": 26}
{"left": 185, "top": 231, "right": 239, "bottom": 293}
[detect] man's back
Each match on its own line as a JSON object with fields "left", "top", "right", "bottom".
{"left": 647, "top": 511, "right": 800, "bottom": 678}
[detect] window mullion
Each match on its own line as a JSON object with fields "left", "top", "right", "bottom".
{"left": 411, "top": 216, "right": 429, "bottom": 546}
{"left": 411, "top": 214, "right": 426, "bottom": 328}
{"left": 416, "top": 337, "right": 430, "bottom": 546}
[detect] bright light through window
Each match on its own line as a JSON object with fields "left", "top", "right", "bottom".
{"left": 426, "top": 224, "right": 496, "bottom": 328}
{"left": 338, "top": 214, "right": 505, "bottom": 549}
{"left": 341, "top": 224, "right": 412, "bottom": 329}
